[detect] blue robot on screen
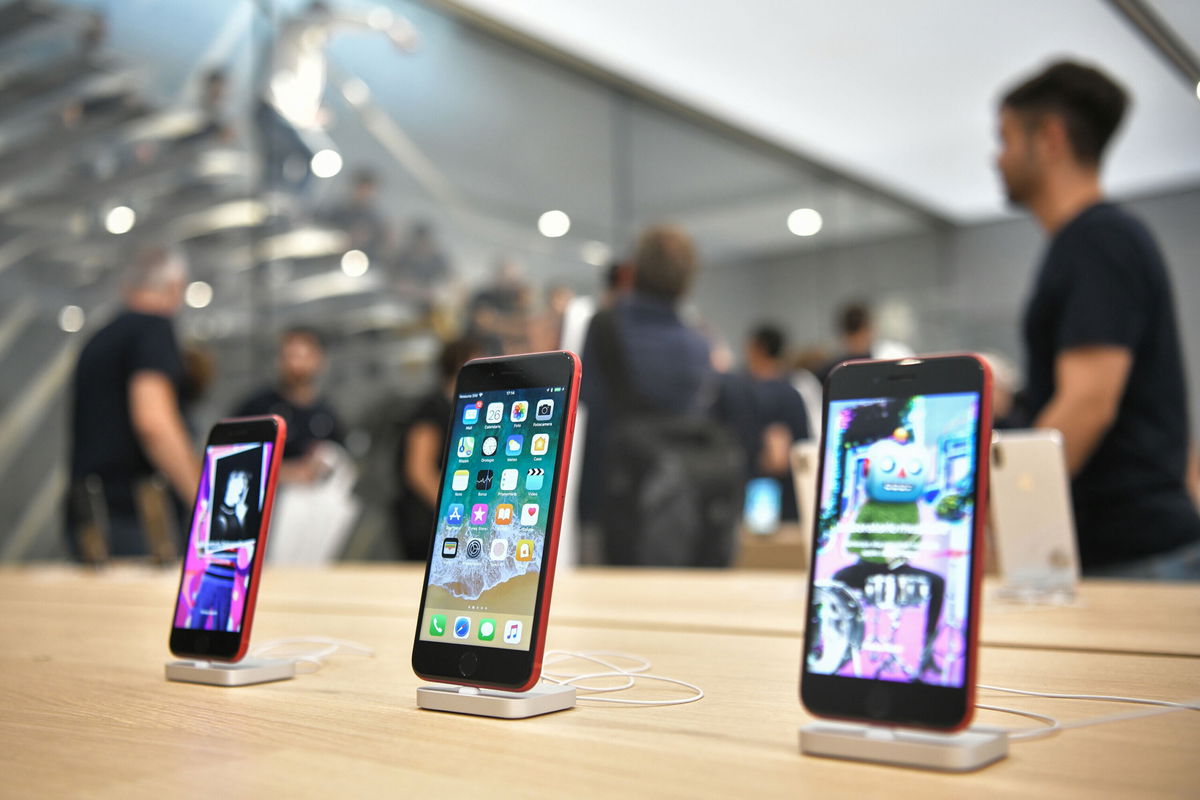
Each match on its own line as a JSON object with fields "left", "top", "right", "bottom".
{"left": 836, "top": 428, "right": 946, "bottom": 680}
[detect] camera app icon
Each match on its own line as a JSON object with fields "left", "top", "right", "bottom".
{"left": 535, "top": 399, "right": 554, "bottom": 421}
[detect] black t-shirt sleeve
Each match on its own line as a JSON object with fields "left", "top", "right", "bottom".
{"left": 129, "top": 320, "right": 182, "bottom": 384}
{"left": 1053, "top": 225, "right": 1148, "bottom": 353}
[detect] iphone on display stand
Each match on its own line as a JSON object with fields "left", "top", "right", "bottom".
{"left": 166, "top": 416, "right": 287, "bottom": 685}
{"left": 412, "top": 351, "right": 580, "bottom": 704}
{"left": 798, "top": 356, "right": 1005, "bottom": 770}
{"left": 989, "top": 429, "right": 1080, "bottom": 600}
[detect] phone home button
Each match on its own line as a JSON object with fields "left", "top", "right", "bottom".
{"left": 865, "top": 685, "right": 891, "bottom": 720}
{"left": 458, "top": 651, "right": 478, "bottom": 678}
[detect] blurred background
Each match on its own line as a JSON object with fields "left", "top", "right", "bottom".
{"left": 0, "top": 0, "right": 1196, "bottom": 564}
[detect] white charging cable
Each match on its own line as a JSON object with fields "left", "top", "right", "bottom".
{"left": 540, "top": 651, "right": 704, "bottom": 706}
{"left": 977, "top": 683, "right": 1200, "bottom": 741}
{"left": 249, "top": 637, "right": 375, "bottom": 674}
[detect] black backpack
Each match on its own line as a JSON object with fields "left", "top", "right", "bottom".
{"left": 591, "top": 310, "right": 745, "bottom": 566}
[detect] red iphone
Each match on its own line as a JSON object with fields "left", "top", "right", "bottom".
{"left": 800, "top": 355, "right": 992, "bottom": 731}
{"left": 412, "top": 351, "right": 581, "bottom": 690}
{"left": 169, "top": 415, "right": 286, "bottom": 662}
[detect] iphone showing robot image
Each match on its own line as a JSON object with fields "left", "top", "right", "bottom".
{"left": 801, "top": 356, "right": 992, "bottom": 731}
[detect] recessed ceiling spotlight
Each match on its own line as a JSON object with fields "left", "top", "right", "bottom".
{"left": 310, "top": 149, "right": 343, "bottom": 179}
{"left": 185, "top": 281, "right": 214, "bottom": 309}
{"left": 105, "top": 206, "right": 136, "bottom": 235}
{"left": 59, "top": 305, "right": 85, "bottom": 333}
{"left": 341, "top": 249, "right": 369, "bottom": 277}
{"left": 787, "top": 208, "right": 823, "bottom": 237}
{"left": 538, "top": 210, "right": 570, "bottom": 238}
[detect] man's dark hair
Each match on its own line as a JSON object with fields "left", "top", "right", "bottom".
{"left": 281, "top": 326, "right": 326, "bottom": 351}
{"left": 1001, "top": 60, "right": 1129, "bottom": 166}
{"left": 838, "top": 303, "right": 871, "bottom": 337}
{"left": 632, "top": 225, "right": 696, "bottom": 302}
{"left": 750, "top": 324, "right": 786, "bottom": 360}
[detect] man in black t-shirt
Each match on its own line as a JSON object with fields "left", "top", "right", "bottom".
{"left": 70, "top": 246, "right": 200, "bottom": 559}
{"left": 996, "top": 61, "right": 1200, "bottom": 577}
{"left": 234, "top": 327, "right": 343, "bottom": 483}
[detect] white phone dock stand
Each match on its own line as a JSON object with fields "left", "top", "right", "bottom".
{"left": 800, "top": 722, "right": 1008, "bottom": 772}
{"left": 416, "top": 683, "right": 576, "bottom": 719}
{"left": 165, "top": 657, "right": 295, "bottom": 687}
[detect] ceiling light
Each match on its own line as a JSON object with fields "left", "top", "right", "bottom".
{"left": 310, "top": 149, "right": 343, "bottom": 179}
{"left": 787, "top": 208, "right": 823, "bottom": 237}
{"left": 341, "top": 249, "right": 369, "bottom": 277}
{"left": 58, "top": 305, "right": 85, "bottom": 333}
{"left": 581, "top": 241, "right": 611, "bottom": 266}
{"left": 538, "top": 210, "right": 570, "bottom": 238}
{"left": 105, "top": 206, "right": 136, "bottom": 235}
{"left": 185, "top": 281, "right": 214, "bottom": 309}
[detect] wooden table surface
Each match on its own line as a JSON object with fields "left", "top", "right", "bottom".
{"left": 1, "top": 565, "right": 1197, "bottom": 798}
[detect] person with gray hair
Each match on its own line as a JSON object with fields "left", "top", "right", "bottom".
{"left": 69, "top": 245, "right": 200, "bottom": 561}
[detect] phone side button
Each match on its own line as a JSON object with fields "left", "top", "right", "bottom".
{"left": 865, "top": 685, "right": 890, "bottom": 720}
{"left": 458, "top": 651, "right": 478, "bottom": 678}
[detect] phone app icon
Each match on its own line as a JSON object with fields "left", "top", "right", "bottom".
{"left": 453, "top": 616, "right": 471, "bottom": 639}
{"left": 531, "top": 434, "right": 549, "bottom": 456}
{"left": 495, "top": 504, "right": 514, "bottom": 525}
{"left": 490, "top": 538, "right": 508, "bottom": 560}
{"left": 462, "top": 403, "right": 480, "bottom": 425}
{"left": 442, "top": 538, "right": 459, "bottom": 558}
{"left": 465, "top": 537, "right": 483, "bottom": 558}
{"left": 500, "top": 468, "right": 518, "bottom": 491}
{"left": 536, "top": 399, "right": 554, "bottom": 421}
{"left": 446, "top": 503, "right": 464, "bottom": 526}
{"left": 429, "top": 614, "right": 446, "bottom": 637}
{"left": 475, "top": 469, "right": 493, "bottom": 491}
{"left": 486, "top": 402, "right": 504, "bottom": 424}
{"left": 457, "top": 437, "right": 474, "bottom": 459}
{"left": 470, "top": 503, "right": 489, "bottom": 525}
{"left": 478, "top": 619, "right": 496, "bottom": 641}
{"left": 510, "top": 401, "right": 528, "bottom": 422}
{"left": 482, "top": 436, "right": 498, "bottom": 457}
{"left": 521, "top": 504, "right": 540, "bottom": 527}
{"left": 503, "top": 620, "right": 523, "bottom": 645}
{"left": 524, "top": 468, "right": 544, "bottom": 491}
{"left": 506, "top": 434, "right": 524, "bottom": 456}
{"left": 515, "top": 539, "right": 535, "bottom": 562}
{"left": 452, "top": 470, "right": 469, "bottom": 492}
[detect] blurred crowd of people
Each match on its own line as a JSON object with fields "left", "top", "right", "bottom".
{"left": 46, "top": 9, "right": 1196, "bottom": 581}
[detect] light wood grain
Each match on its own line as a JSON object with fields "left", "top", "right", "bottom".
{"left": 4, "top": 564, "right": 1198, "bottom": 658}
{"left": 1, "top": 567, "right": 1198, "bottom": 797}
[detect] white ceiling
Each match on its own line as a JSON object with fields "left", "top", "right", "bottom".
{"left": 451, "top": 0, "right": 1200, "bottom": 223}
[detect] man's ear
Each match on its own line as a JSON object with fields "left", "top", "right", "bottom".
{"left": 1038, "top": 113, "right": 1072, "bottom": 161}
